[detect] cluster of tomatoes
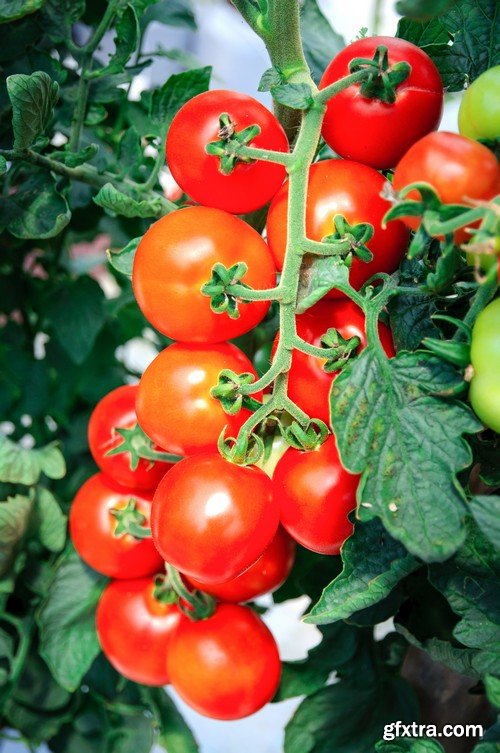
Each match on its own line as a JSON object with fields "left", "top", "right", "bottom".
{"left": 69, "top": 36, "right": 499, "bottom": 720}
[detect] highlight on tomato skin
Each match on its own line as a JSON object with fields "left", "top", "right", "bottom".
{"left": 69, "top": 473, "right": 164, "bottom": 579}
{"left": 167, "top": 602, "right": 282, "bottom": 720}
{"left": 96, "top": 577, "right": 182, "bottom": 686}
{"left": 88, "top": 384, "right": 172, "bottom": 491}
{"left": 185, "top": 526, "right": 296, "bottom": 603}
{"left": 166, "top": 89, "right": 289, "bottom": 215}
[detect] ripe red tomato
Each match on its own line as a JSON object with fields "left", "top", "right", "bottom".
{"left": 273, "top": 299, "right": 395, "bottom": 425}
{"left": 167, "top": 602, "right": 281, "bottom": 719}
{"left": 393, "top": 131, "right": 500, "bottom": 240}
{"left": 319, "top": 36, "right": 443, "bottom": 169}
{"left": 69, "top": 473, "right": 163, "bottom": 578}
{"left": 186, "top": 526, "right": 295, "bottom": 602}
{"left": 136, "top": 342, "right": 261, "bottom": 456}
{"left": 96, "top": 577, "right": 181, "bottom": 686}
{"left": 266, "top": 159, "right": 409, "bottom": 290}
{"left": 88, "top": 385, "right": 171, "bottom": 491}
{"left": 132, "top": 207, "right": 276, "bottom": 343}
{"left": 151, "top": 454, "right": 279, "bottom": 584}
{"left": 166, "top": 90, "right": 289, "bottom": 214}
{"left": 273, "top": 435, "right": 359, "bottom": 555}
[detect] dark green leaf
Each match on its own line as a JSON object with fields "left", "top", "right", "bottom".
{"left": 0, "top": 495, "right": 32, "bottom": 576}
{"left": 108, "top": 714, "right": 154, "bottom": 753}
{"left": 0, "top": 155, "right": 7, "bottom": 175}
{"left": 469, "top": 495, "right": 500, "bottom": 550}
{"left": 485, "top": 674, "right": 500, "bottom": 708}
{"left": 107, "top": 236, "right": 140, "bottom": 277}
{"left": 388, "top": 290, "right": 439, "bottom": 351}
{"left": 0, "top": 0, "right": 44, "bottom": 23}
{"left": 41, "top": 0, "right": 85, "bottom": 40}
{"left": 150, "top": 66, "right": 211, "bottom": 137}
{"left": 297, "top": 257, "right": 350, "bottom": 313}
{"left": 142, "top": 686, "right": 199, "bottom": 753}
{"left": 37, "top": 547, "right": 107, "bottom": 692}
{"left": 94, "top": 183, "right": 164, "bottom": 218}
{"left": 52, "top": 143, "right": 99, "bottom": 167}
{"left": 376, "top": 739, "right": 445, "bottom": 752}
{"left": 0, "top": 436, "right": 66, "bottom": 484}
{"left": 396, "top": 0, "right": 454, "bottom": 20}
{"left": 117, "top": 126, "right": 142, "bottom": 171}
{"left": 258, "top": 67, "right": 283, "bottom": 92}
{"left": 7, "top": 70, "right": 59, "bottom": 148}
{"left": 140, "top": 0, "right": 196, "bottom": 30}
{"left": 33, "top": 488, "right": 67, "bottom": 552}
{"left": 5, "top": 171, "right": 71, "bottom": 239}
{"left": 331, "top": 349, "right": 479, "bottom": 562}
{"left": 396, "top": 17, "right": 450, "bottom": 47}
{"left": 46, "top": 277, "right": 106, "bottom": 364}
{"left": 306, "top": 520, "right": 418, "bottom": 625}
{"left": 300, "top": 0, "right": 345, "bottom": 84}
{"left": 96, "top": 4, "right": 139, "bottom": 77}
{"left": 270, "top": 82, "right": 313, "bottom": 109}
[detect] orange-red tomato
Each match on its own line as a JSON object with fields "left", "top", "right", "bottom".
{"left": 132, "top": 207, "right": 276, "bottom": 343}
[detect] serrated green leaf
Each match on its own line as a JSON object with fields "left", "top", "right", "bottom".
{"left": 485, "top": 674, "right": 500, "bottom": 708}
{"left": 107, "top": 237, "right": 140, "bottom": 277}
{"left": 306, "top": 520, "right": 418, "bottom": 625}
{"left": 95, "top": 4, "right": 138, "bottom": 78}
{"left": 0, "top": 436, "right": 65, "bottom": 484}
{"left": 7, "top": 70, "right": 59, "bottom": 149}
{"left": 46, "top": 277, "right": 106, "bottom": 364}
{"left": 0, "top": 495, "right": 33, "bottom": 576}
{"left": 140, "top": 0, "right": 196, "bottom": 31}
{"left": 6, "top": 172, "right": 71, "bottom": 239}
{"left": 37, "top": 547, "right": 107, "bottom": 692}
{"left": 117, "top": 126, "right": 142, "bottom": 171}
{"left": 258, "top": 67, "right": 283, "bottom": 92}
{"left": 94, "top": 183, "right": 164, "bottom": 218}
{"left": 271, "top": 82, "right": 313, "bottom": 109}
{"left": 300, "top": 0, "right": 345, "bottom": 84}
{"left": 296, "top": 257, "right": 350, "bottom": 313}
{"left": 141, "top": 687, "right": 199, "bottom": 753}
{"left": 388, "top": 289, "right": 438, "bottom": 351}
{"left": 396, "top": 17, "right": 450, "bottom": 47}
{"left": 0, "top": 0, "right": 44, "bottom": 23}
{"left": 469, "top": 495, "right": 500, "bottom": 550}
{"left": 331, "top": 349, "right": 479, "bottom": 562}
{"left": 376, "top": 739, "right": 445, "bottom": 753}
{"left": 150, "top": 66, "right": 211, "bottom": 137}
{"left": 34, "top": 488, "right": 67, "bottom": 552}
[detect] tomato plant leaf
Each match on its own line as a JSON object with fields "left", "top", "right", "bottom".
{"left": 331, "top": 349, "right": 479, "bottom": 562}
{"left": 7, "top": 70, "right": 59, "bottom": 149}
{"left": 140, "top": 0, "right": 197, "bottom": 31}
{"left": 141, "top": 687, "right": 199, "bottom": 753}
{"left": 33, "top": 488, "right": 67, "bottom": 553}
{"left": 0, "top": 436, "right": 66, "bottom": 485}
{"left": 300, "top": 0, "right": 344, "bottom": 84}
{"left": 4, "top": 172, "right": 71, "bottom": 239}
{"left": 388, "top": 289, "right": 438, "bottom": 351}
{"left": 46, "top": 277, "right": 106, "bottom": 364}
{"left": 108, "top": 714, "right": 154, "bottom": 753}
{"left": 305, "top": 520, "right": 419, "bottom": 625}
{"left": 37, "top": 547, "right": 107, "bottom": 692}
{"left": 485, "top": 674, "right": 500, "bottom": 708}
{"left": 469, "top": 496, "right": 500, "bottom": 551}
{"left": 296, "top": 257, "right": 350, "bottom": 313}
{"left": 376, "top": 739, "right": 445, "bottom": 752}
{"left": 95, "top": 4, "right": 139, "bottom": 78}
{"left": 107, "top": 237, "right": 140, "bottom": 277}
{"left": 150, "top": 66, "right": 211, "bottom": 137}
{"left": 94, "top": 183, "right": 164, "bottom": 219}
{"left": 0, "top": 0, "right": 44, "bottom": 23}
{"left": 396, "top": 0, "right": 454, "bottom": 19}
{"left": 430, "top": 522, "right": 500, "bottom": 678}
{"left": 270, "top": 83, "right": 313, "bottom": 110}
{"left": 0, "top": 495, "right": 33, "bottom": 577}
{"left": 41, "top": 0, "right": 85, "bottom": 40}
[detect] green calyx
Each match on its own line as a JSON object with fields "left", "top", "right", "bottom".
{"left": 320, "top": 328, "right": 361, "bottom": 372}
{"left": 205, "top": 113, "right": 261, "bottom": 175}
{"left": 107, "top": 422, "right": 182, "bottom": 466}
{"left": 280, "top": 419, "right": 329, "bottom": 451}
{"left": 110, "top": 498, "right": 151, "bottom": 540}
{"left": 322, "top": 214, "right": 374, "bottom": 263}
{"left": 201, "top": 261, "right": 251, "bottom": 319}
{"left": 210, "top": 369, "right": 262, "bottom": 415}
{"left": 152, "top": 574, "right": 178, "bottom": 605}
{"left": 349, "top": 45, "right": 411, "bottom": 104}
{"left": 165, "top": 564, "right": 216, "bottom": 621}
{"left": 217, "top": 428, "right": 265, "bottom": 466}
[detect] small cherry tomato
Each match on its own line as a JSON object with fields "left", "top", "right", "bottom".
{"left": 151, "top": 454, "right": 279, "bottom": 584}
{"left": 96, "top": 577, "right": 181, "bottom": 686}
{"left": 266, "top": 159, "right": 409, "bottom": 291}
{"left": 132, "top": 206, "right": 276, "bottom": 343}
{"left": 272, "top": 299, "right": 395, "bottom": 425}
{"left": 458, "top": 66, "right": 500, "bottom": 142}
{"left": 186, "top": 526, "right": 295, "bottom": 602}
{"left": 469, "top": 297, "right": 500, "bottom": 433}
{"left": 320, "top": 36, "right": 443, "bottom": 169}
{"left": 136, "top": 342, "right": 261, "bottom": 456}
{"left": 69, "top": 473, "right": 163, "bottom": 578}
{"left": 166, "top": 90, "right": 289, "bottom": 214}
{"left": 88, "top": 385, "right": 171, "bottom": 491}
{"left": 273, "top": 435, "right": 359, "bottom": 555}
{"left": 167, "top": 602, "right": 281, "bottom": 719}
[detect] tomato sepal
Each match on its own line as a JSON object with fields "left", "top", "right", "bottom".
{"left": 110, "top": 498, "right": 152, "bottom": 540}
{"left": 279, "top": 418, "right": 329, "bottom": 451}
{"left": 349, "top": 44, "right": 411, "bottom": 104}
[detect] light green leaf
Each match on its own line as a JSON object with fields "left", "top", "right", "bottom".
{"left": 142, "top": 687, "right": 199, "bottom": 753}
{"left": 37, "top": 547, "right": 107, "bottom": 692}
{"left": 485, "top": 674, "right": 500, "bottom": 708}
{"left": 270, "top": 83, "right": 313, "bottom": 110}
{"left": 34, "top": 488, "right": 67, "bottom": 553}
{"left": 0, "top": 436, "right": 65, "bottom": 485}
{"left": 331, "top": 349, "right": 479, "bottom": 562}
{"left": 0, "top": 495, "right": 33, "bottom": 576}
{"left": 296, "top": 257, "right": 350, "bottom": 313}
{"left": 94, "top": 183, "right": 164, "bottom": 219}
{"left": 7, "top": 71, "right": 59, "bottom": 149}
{"left": 306, "top": 520, "right": 419, "bottom": 625}
{"left": 0, "top": 156, "right": 7, "bottom": 175}
{"left": 150, "top": 66, "right": 211, "bottom": 136}
{"left": 300, "top": 0, "right": 344, "bottom": 84}
{"left": 46, "top": 277, "right": 106, "bottom": 364}
{"left": 0, "top": 0, "right": 44, "bottom": 23}
{"left": 469, "top": 495, "right": 500, "bottom": 550}
{"left": 7, "top": 172, "right": 71, "bottom": 239}
{"left": 107, "top": 237, "right": 140, "bottom": 277}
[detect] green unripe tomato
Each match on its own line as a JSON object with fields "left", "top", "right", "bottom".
{"left": 458, "top": 66, "right": 500, "bottom": 141}
{"left": 469, "top": 297, "right": 500, "bottom": 432}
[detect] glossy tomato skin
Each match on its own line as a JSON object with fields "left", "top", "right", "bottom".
{"left": 167, "top": 603, "right": 281, "bottom": 719}
{"left": 458, "top": 66, "right": 500, "bottom": 142}
{"left": 273, "top": 300, "right": 395, "bottom": 425}
{"left": 393, "top": 132, "right": 500, "bottom": 240}
{"left": 96, "top": 577, "right": 181, "bottom": 686}
{"left": 151, "top": 454, "right": 279, "bottom": 584}
{"left": 469, "top": 297, "right": 500, "bottom": 433}
{"left": 266, "top": 159, "right": 409, "bottom": 291}
{"left": 186, "top": 526, "right": 295, "bottom": 602}
{"left": 136, "top": 342, "right": 260, "bottom": 456}
{"left": 320, "top": 36, "right": 443, "bottom": 169}
{"left": 69, "top": 473, "right": 163, "bottom": 578}
{"left": 88, "top": 385, "right": 171, "bottom": 491}
{"left": 132, "top": 207, "right": 276, "bottom": 343}
{"left": 166, "top": 90, "right": 289, "bottom": 214}
{"left": 273, "top": 435, "right": 359, "bottom": 555}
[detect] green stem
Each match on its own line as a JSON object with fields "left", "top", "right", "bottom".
{"left": 226, "top": 143, "right": 293, "bottom": 166}
{"left": 453, "top": 264, "right": 498, "bottom": 341}
{"left": 142, "top": 147, "right": 165, "bottom": 192}
{"left": 229, "top": 283, "right": 283, "bottom": 302}
{"left": 316, "top": 68, "right": 374, "bottom": 104}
